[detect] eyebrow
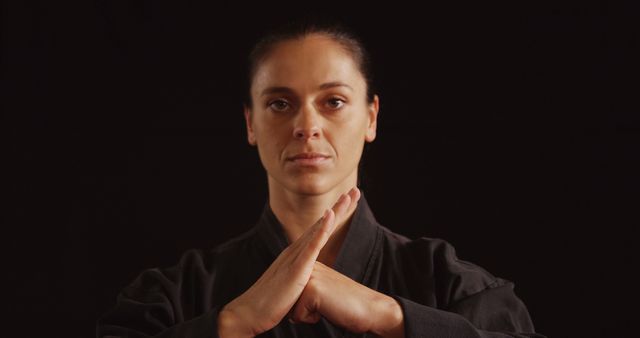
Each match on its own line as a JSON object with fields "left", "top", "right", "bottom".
{"left": 260, "top": 81, "right": 354, "bottom": 97}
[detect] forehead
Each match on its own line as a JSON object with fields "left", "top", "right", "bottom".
{"left": 252, "top": 35, "right": 364, "bottom": 94}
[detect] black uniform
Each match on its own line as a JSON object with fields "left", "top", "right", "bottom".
{"left": 97, "top": 193, "right": 544, "bottom": 338}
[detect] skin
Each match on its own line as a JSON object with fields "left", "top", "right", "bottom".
{"left": 217, "top": 34, "right": 404, "bottom": 338}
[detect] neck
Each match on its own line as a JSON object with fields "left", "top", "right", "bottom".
{"left": 267, "top": 171, "right": 359, "bottom": 266}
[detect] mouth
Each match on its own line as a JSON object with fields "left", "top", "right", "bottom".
{"left": 286, "top": 152, "right": 331, "bottom": 166}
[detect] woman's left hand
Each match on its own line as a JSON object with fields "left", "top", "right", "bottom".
{"left": 288, "top": 262, "right": 405, "bottom": 338}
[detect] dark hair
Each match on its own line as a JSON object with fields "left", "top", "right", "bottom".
{"left": 243, "top": 18, "right": 376, "bottom": 109}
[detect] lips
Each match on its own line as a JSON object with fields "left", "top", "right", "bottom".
{"left": 286, "top": 152, "right": 331, "bottom": 167}
{"left": 287, "top": 152, "right": 330, "bottom": 161}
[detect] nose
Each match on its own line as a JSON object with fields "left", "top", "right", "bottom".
{"left": 293, "top": 104, "right": 321, "bottom": 140}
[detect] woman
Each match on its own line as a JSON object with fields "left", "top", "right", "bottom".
{"left": 97, "top": 20, "right": 544, "bottom": 338}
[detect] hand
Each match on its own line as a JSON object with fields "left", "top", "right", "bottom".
{"left": 217, "top": 187, "right": 362, "bottom": 338}
{"left": 289, "top": 261, "right": 405, "bottom": 338}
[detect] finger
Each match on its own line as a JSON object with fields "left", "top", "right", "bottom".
{"left": 332, "top": 193, "right": 352, "bottom": 219}
{"left": 287, "top": 190, "right": 355, "bottom": 264}
{"left": 351, "top": 187, "right": 361, "bottom": 204}
{"left": 303, "top": 190, "right": 354, "bottom": 250}
{"left": 302, "top": 192, "right": 353, "bottom": 258}
{"left": 291, "top": 192, "right": 349, "bottom": 249}
{"left": 303, "top": 208, "right": 336, "bottom": 258}
{"left": 345, "top": 187, "right": 361, "bottom": 215}
{"left": 332, "top": 187, "right": 360, "bottom": 226}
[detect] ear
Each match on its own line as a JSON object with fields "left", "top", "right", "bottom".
{"left": 244, "top": 104, "right": 257, "bottom": 146}
{"left": 365, "top": 94, "right": 379, "bottom": 143}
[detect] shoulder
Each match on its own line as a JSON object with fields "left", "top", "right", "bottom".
{"left": 377, "top": 225, "right": 500, "bottom": 307}
{"left": 99, "top": 227, "right": 260, "bottom": 331}
{"left": 123, "top": 226, "right": 259, "bottom": 295}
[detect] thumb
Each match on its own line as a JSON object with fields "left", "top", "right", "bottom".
{"left": 290, "top": 299, "right": 322, "bottom": 324}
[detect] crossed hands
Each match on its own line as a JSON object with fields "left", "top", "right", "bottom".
{"left": 217, "top": 187, "right": 404, "bottom": 338}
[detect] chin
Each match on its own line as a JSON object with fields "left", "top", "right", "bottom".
{"left": 288, "top": 176, "right": 332, "bottom": 196}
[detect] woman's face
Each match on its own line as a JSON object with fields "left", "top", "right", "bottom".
{"left": 244, "top": 34, "right": 379, "bottom": 196}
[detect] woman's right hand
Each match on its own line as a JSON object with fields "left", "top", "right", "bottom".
{"left": 217, "top": 187, "right": 361, "bottom": 338}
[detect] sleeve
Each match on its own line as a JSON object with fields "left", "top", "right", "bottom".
{"left": 390, "top": 280, "right": 546, "bottom": 338}
{"left": 96, "top": 249, "right": 224, "bottom": 338}
{"left": 391, "top": 238, "right": 546, "bottom": 338}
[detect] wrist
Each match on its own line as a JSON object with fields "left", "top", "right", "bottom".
{"left": 217, "top": 306, "right": 254, "bottom": 338}
{"left": 371, "top": 295, "right": 405, "bottom": 338}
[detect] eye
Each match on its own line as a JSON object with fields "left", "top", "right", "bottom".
{"left": 326, "top": 97, "right": 346, "bottom": 110}
{"left": 268, "top": 99, "right": 290, "bottom": 112}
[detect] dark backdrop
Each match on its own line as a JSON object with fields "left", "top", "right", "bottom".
{"left": 4, "top": 1, "right": 638, "bottom": 337}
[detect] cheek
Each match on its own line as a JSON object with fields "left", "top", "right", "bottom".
{"left": 255, "top": 117, "right": 286, "bottom": 141}
{"left": 258, "top": 128, "right": 288, "bottom": 160}
{"left": 333, "top": 129, "right": 365, "bottom": 160}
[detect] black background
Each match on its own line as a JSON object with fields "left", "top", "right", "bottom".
{"left": 4, "top": 1, "right": 638, "bottom": 337}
